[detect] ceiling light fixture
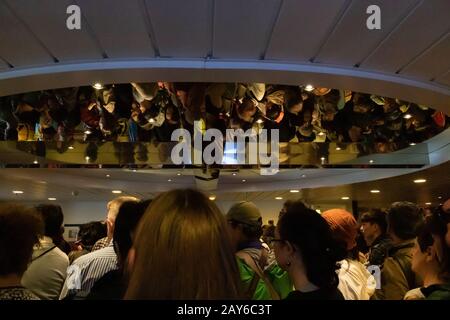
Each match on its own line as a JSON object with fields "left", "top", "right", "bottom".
{"left": 256, "top": 119, "right": 263, "bottom": 124}
{"left": 409, "top": 142, "right": 416, "bottom": 146}
{"left": 320, "top": 157, "right": 326, "bottom": 161}
{"left": 403, "top": 114, "right": 412, "bottom": 119}
{"left": 177, "top": 173, "right": 181, "bottom": 176}
{"left": 335, "top": 147, "right": 341, "bottom": 151}
{"left": 232, "top": 173, "right": 237, "bottom": 176}
{"left": 48, "top": 198, "right": 57, "bottom": 201}
{"left": 93, "top": 83, "right": 103, "bottom": 90}
{"left": 167, "top": 179, "right": 172, "bottom": 182}
{"left": 369, "top": 160, "right": 374, "bottom": 164}
{"left": 68, "top": 146, "right": 74, "bottom": 150}
{"left": 242, "top": 179, "right": 246, "bottom": 183}
{"left": 148, "top": 118, "right": 155, "bottom": 124}
{"left": 33, "top": 160, "right": 38, "bottom": 164}
{"left": 84, "top": 130, "right": 92, "bottom": 135}
{"left": 290, "top": 190, "right": 300, "bottom": 193}
{"left": 438, "top": 196, "right": 442, "bottom": 200}
{"left": 370, "top": 190, "right": 380, "bottom": 193}
{"left": 304, "top": 84, "right": 314, "bottom": 92}
{"left": 425, "top": 202, "right": 432, "bottom": 205}
{"left": 106, "top": 174, "right": 110, "bottom": 178}
{"left": 209, "top": 195, "right": 216, "bottom": 201}
{"left": 275, "top": 196, "right": 283, "bottom": 200}
{"left": 301, "top": 174, "right": 306, "bottom": 178}
{"left": 318, "top": 132, "right": 325, "bottom": 136}
{"left": 112, "top": 190, "right": 122, "bottom": 194}
{"left": 414, "top": 179, "right": 427, "bottom": 184}
{"left": 85, "top": 156, "right": 90, "bottom": 162}
{"left": 341, "top": 196, "right": 350, "bottom": 200}
{"left": 13, "top": 190, "right": 24, "bottom": 194}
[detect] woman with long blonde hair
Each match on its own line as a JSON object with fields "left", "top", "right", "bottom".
{"left": 125, "top": 189, "right": 242, "bottom": 299}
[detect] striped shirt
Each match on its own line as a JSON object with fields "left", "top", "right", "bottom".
{"left": 59, "top": 242, "right": 118, "bottom": 299}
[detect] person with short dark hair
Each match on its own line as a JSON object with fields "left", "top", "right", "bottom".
{"left": 0, "top": 204, "right": 43, "bottom": 300}
{"left": 372, "top": 201, "right": 424, "bottom": 300}
{"left": 360, "top": 209, "right": 392, "bottom": 266}
{"left": 273, "top": 201, "right": 346, "bottom": 300}
{"left": 68, "top": 221, "right": 107, "bottom": 264}
{"left": 405, "top": 209, "right": 450, "bottom": 300}
{"left": 21, "top": 204, "right": 69, "bottom": 300}
{"left": 443, "top": 199, "right": 450, "bottom": 247}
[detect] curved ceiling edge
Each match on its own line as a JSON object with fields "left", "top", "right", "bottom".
{"left": 0, "top": 59, "right": 449, "bottom": 114}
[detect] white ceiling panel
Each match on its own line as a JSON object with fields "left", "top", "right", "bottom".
{"left": 76, "top": 0, "right": 155, "bottom": 59}
{"left": 401, "top": 33, "right": 450, "bottom": 81}
{"left": 145, "top": 0, "right": 209, "bottom": 57}
{"left": 0, "top": 1, "right": 54, "bottom": 67}
{"left": 213, "top": 0, "right": 281, "bottom": 59}
{"left": 5, "top": 0, "right": 103, "bottom": 62}
{"left": 361, "top": 0, "right": 450, "bottom": 74}
{"left": 265, "top": 0, "right": 348, "bottom": 61}
{"left": 314, "top": 0, "right": 417, "bottom": 66}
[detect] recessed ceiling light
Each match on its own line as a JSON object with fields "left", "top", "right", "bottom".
{"left": 301, "top": 174, "right": 306, "bottom": 178}
{"left": 68, "top": 146, "right": 74, "bottom": 150}
{"left": 318, "top": 132, "right": 325, "bottom": 136}
{"left": 256, "top": 119, "right": 263, "bottom": 124}
{"left": 304, "top": 84, "right": 314, "bottom": 92}
{"left": 132, "top": 169, "right": 137, "bottom": 172}
{"left": 414, "top": 179, "right": 427, "bottom": 184}
{"left": 93, "top": 83, "right": 103, "bottom": 90}
{"left": 209, "top": 195, "right": 216, "bottom": 201}
{"left": 438, "top": 196, "right": 442, "bottom": 199}
{"left": 370, "top": 190, "right": 381, "bottom": 193}
{"left": 275, "top": 196, "right": 283, "bottom": 200}
{"left": 148, "top": 118, "right": 155, "bottom": 123}
{"left": 12, "top": 190, "right": 24, "bottom": 194}
{"left": 167, "top": 179, "right": 172, "bottom": 182}
{"left": 369, "top": 160, "right": 374, "bottom": 164}
{"left": 232, "top": 173, "right": 237, "bottom": 176}
{"left": 85, "top": 156, "right": 90, "bottom": 162}
{"left": 84, "top": 130, "right": 92, "bottom": 135}
{"left": 335, "top": 147, "right": 341, "bottom": 151}
{"left": 242, "top": 179, "right": 246, "bottom": 183}
{"left": 33, "top": 160, "right": 38, "bottom": 164}
{"left": 341, "top": 196, "right": 350, "bottom": 200}
{"left": 177, "top": 173, "right": 181, "bottom": 176}
{"left": 48, "top": 198, "right": 57, "bottom": 201}
{"left": 320, "top": 157, "right": 326, "bottom": 161}
{"left": 290, "top": 190, "right": 300, "bottom": 193}
{"left": 425, "top": 202, "right": 432, "bottom": 205}
{"left": 112, "top": 190, "right": 122, "bottom": 194}
{"left": 106, "top": 174, "right": 110, "bottom": 178}
{"left": 409, "top": 142, "right": 416, "bottom": 146}
{"left": 403, "top": 114, "right": 412, "bottom": 119}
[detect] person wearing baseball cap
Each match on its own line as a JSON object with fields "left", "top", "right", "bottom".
{"left": 226, "top": 201, "right": 291, "bottom": 300}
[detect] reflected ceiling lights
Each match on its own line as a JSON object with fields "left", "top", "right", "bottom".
{"left": 413, "top": 179, "right": 427, "bottom": 183}
{"left": 370, "top": 190, "right": 380, "bottom": 193}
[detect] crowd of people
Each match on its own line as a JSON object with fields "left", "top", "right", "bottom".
{"left": 1, "top": 83, "right": 448, "bottom": 160}
{"left": 0, "top": 190, "right": 449, "bottom": 300}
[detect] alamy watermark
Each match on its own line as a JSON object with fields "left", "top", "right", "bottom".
{"left": 171, "top": 121, "right": 279, "bottom": 175}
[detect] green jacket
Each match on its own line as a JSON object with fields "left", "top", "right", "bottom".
{"left": 237, "top": 258, "right": 293, "bottom": 300}
{"left": 423, "top": 284, "right": 450, "bottom": 300}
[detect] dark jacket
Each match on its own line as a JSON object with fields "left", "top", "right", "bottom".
{"left": 422, "top": 284, "right": 450, "bottom": 300}
{"left": 368, "top": 234, "right": 392, "bottom": 266}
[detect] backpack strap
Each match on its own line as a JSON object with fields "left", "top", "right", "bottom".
{"left": 237, "top": 251, "right": 280, "bottom": 300}
{"left": 31, "top": 245, "right": 56, "bottom": 262}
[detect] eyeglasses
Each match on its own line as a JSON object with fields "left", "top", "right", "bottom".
{"left": 434, "top": 205, "right": 450, "bottom": 223}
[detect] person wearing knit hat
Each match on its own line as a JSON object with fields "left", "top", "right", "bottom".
{"left": 323, "top": 209, "right": 376, "bottom": 300}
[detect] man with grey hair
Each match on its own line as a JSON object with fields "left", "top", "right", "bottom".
{"left": 59, "top": 196, "right": 139, "bottom": 299}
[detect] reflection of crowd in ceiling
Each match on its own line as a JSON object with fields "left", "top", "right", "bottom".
{"left": 0, "top": 83, "right": 448, "bottom": 155}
